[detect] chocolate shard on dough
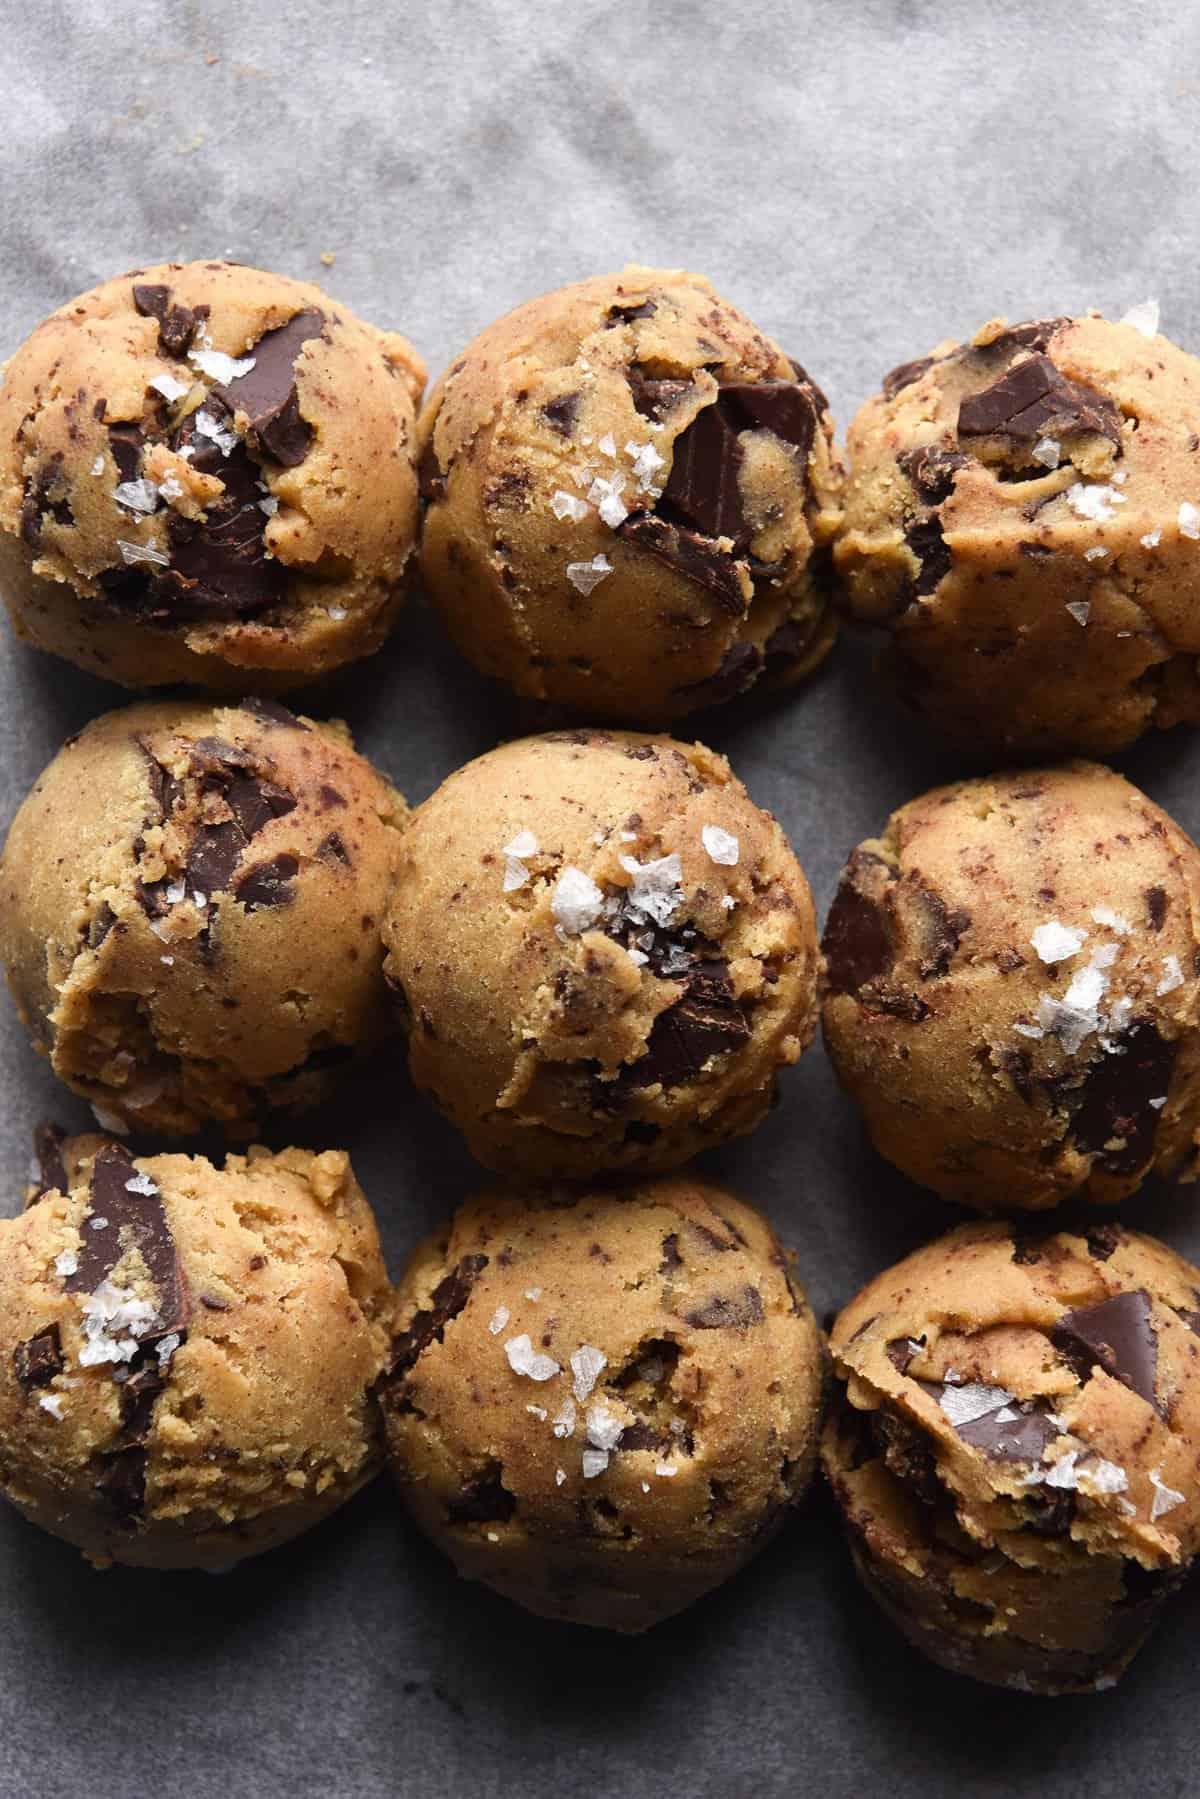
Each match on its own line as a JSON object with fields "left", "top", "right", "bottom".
{"left": 630, "top": 959, "right": 751, "bottom": 1089}
{"left": 897, "top": 446, "right": 970, "bottom": 502}
{"left": 822, "top": 853, "right": 896, "bottom": 994}
{"left": 957, "top": 354, "right": 1122, "bottom": 451}
{"left": 683, "top": 1284, "right": 764, "bottom": 1330}
{"left": 235, "top": 851, "right": 300, "bottom": 911}
{"left": 132, "top": 283, "right": 207, "bottom": 358}
{"left": 13, "top": 1325, "right": 64, "bottom": 1394}
{"left": 1069, "top": 1021, "right": 1176, "bottom": 1173}
{"left": 213, "top": 309, "right": 325, "bottom": 466}
{"left": 882, "top": 354, "right": 936, "bottom": 400}
{"left": 1052, "top": 1290, "right": 1159, "bottom": 1408}
{"left": 64, "top": 1143, "right": 189, "bottom": 1341}
{"left": 389, "top": 1254, "right": 490, "bottom": 1379}
{"left": 618, "top": 513, "right": 746, "bottom": 612}
{"left": 660, "top": 381, "right": 819, "bottom": 546}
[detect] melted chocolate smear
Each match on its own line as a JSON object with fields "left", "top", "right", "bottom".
{"left": 628, "top": 959, "right": 750, "bottom": 1089}
{"left": 897, "top": 446, "right": 970, "bottom": 503}
{"left": 389, "top": 1254, "right": 489, "bottom": 1379}
{"left": 446, "top": 1461, "right": 517, "bottom": 1524}
{"left": 1069, "top": 1020, "right": 1176, "bottom": 1173}
{"left": 683, "top": 1284, "right": 764, "bottom": 1330}
{"left": 958, "top": 354, "right": 1122, "bottom": 453}
{"left": 235, "top": 852, "right": 299, "bottom": 911}
{"left": 618, "top": 513, "right": 746, "bottom": 613}
{"left": 822, "top": 854, "right": 895, "bottom": 994}
{"left": 29, "top": 1123, "right": 69, "bottom": 1204}
{"left": 1053, "top": 1290, "right": 1159, "bottom": 1408}
{"left": 213, "top": 309, "right": 325, "bottom": 466}
{"left": 65, "top": 1144, "right": 189, "bottom": 1342}
{"left": 132, "top": 283, "right": 208, "bottom": 358}
{"left": 13, "top": 1325, "right": 64, "bottom": 1394}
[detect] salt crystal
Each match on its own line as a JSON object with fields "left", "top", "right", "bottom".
{"left": 504, "top": 1333, "right": 559, "bottom": 1381}
{"left": 1150, "top": 1468, "right": 1185, "bottom": 1519}
{"left": 156, "top": 1331, "right": 182, "bottom": 1371}
{"left": 125, "top": 1173, "right": 158, "bottom": 1197}
{"left": 642, "top": 1480, "right": 651, "bottom": 1494}
{"left": 38, "top": 1394, "right": 64, "bottom": 1419}
{"left": 1065, "top": 600, "right": 1092, "bottom": 625}
{"left": 165, "top": 879, "right": 186, "bottom": 905}
{"left": 1063, "top": 962, "right": 1107, "bottom": 1011}
{"left": 570, "top": 1344, "right": 607, "bottom": 1403}
{"left": 1141, "top": 529, "right": 1162, "bottom": 549}
{"left": 938, "top": 1382, "right": 1015, "bottom": 1427}
{"left": 586, "top": 1403, "right": 624, "bottom": 1452}
{"left": 190, "top": 348, "right": 256, "bottom": 382}
{"left": 552, "top": 1396, "right": 577, "bottom": 1439}
{"left": 502, "top": 859, "right": 529, "bottom": 893}
{"left": 1031, "top": 436, "right": 1060, "bottom": 469}
{"left": 721, "top": 894, "right": 737, "bottom": 911}
{"left": 1012, "top": 1021, "right": 1044, "bottom": 1039}
{"left": 192, "top": 892, "right": 208, "bottom": 909}
{"left": 192, "top": 409, "right": 238, "bottom": 456}
{"left": 597, "top": 433, "right": 616, "bottom": 457}
{"left": 117, "top": 538, "right": 169, "bottom": 568}
{"left": 1030, "top": 921, "right": 1088, "bottom": 964}
{"left": 488, "top": 1305, "right": 510, "bottom": 1336}
{"left": 627, "top": 947, "right": 648, "bottom": 966}
{"left": 150, "top": 372, "right": 190, "bottom": 403}
{"left": 1090, "top": 942, "right": 1119, "bottom": 970}
{"left": 551, "top": 489, "right": 590, "bottom": 522}
{"left": 53, "top": 1250, "right": 78, "bottom": 1278}
{"left": 1080, "top": 1458, "right": 1128, "bottom": 1495}
{"left": 1083, "top": 548, "right": 1107, "bottom": 563}
{"left": 1158, "top": 955, "right": 1184, "bottom": 995}
{"left": 1149, "top": 1095, "right": 1167, "bottom": 1110}
{"left": 504, "top": 830, "right": 539, "bottom": 859}
{"left": 1091, "top": 906, "right": 1133, "bottom": 935}
{"left": 701, "top": 824, "right": 739, "bottom": 867}
{"left": 555, "top": 1468, "right": 567, "bottom": 1487}
{"left": 627, "top": 441, "right": 665, "bottom": 485}
{"left": 525, "top": 1404, "right": 548, "bottom": 1421}
{"left": 260, "top": 496, "right": 280, "bottom": 516}
{"left": 655, "top": 1462, "right": 678, "bottom": 1478}
{"left": 77, "top": 1277, "right": 158, "bottom": 1366}
{"left": 566, "top": 554, "right": 613, "bottom": 595}
{"left": 582, "top": 1449, "right": 610, "bottom": 1478}
{"left": 1066, "top": 483, "right": 1125, "bottom": 523}
{"left": 525, "top": 1287, "right": 542, "bottom": 1300}
{"left": 619, "top": 851, "right": 685, "bottom": 928}
{"left": 159, "top": 476, "right": 183, "bottom": 501}
{"left": 1120, "top": 298, "right": 1160, "bottom": 338}
{"left": 1042, "top": 1451, "right": 1080, "bottom": 1490}
{"left": 1179, "top": 501, "right": 1200, "bottom": 540}
{"left": 90, "top": 455, "right": 105, "bottom": 476}
{"left": 89, "top": 1216, "right": 110, "bottom": 1231}
{"left": 551, "top": 866, "right": 604, "bottom": 934}
{"left": 588, "top": 475, "right": 628, "bottom": 528}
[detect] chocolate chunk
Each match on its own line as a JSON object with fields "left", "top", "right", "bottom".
{"left": 913, "top": 886, "right": 970, "bottom": 978}
{"left": 107, "top": 424, "right": 144, "bottom": 483}
{"left": 132, "top": 283, "right": 207, "bottom": 358}
{"left": 388, "top": 1254, "right": 489, "bottom": 1379}
{"left": 659, "top": 1233, "right": 683, "bottom": 1275}
{"left": 785, "top": 356, "right": 830, "bottom": 415}
{"left": 762, "top": 616, "right": 816, "bottom": 673}
{"left": 981, "top": 318, "right": 1068, "bottom": 357}
{"left": 627, "top": 368, "right": 693, "bottom": 419}
{"left": 223, "top": 774, "right": 296, "bottom": 838}
{"left": 118, "top": 1359, "right": 168, "bottom": 1442}
{"left": 897, "top": 446, "right": 970, "bottom": 503}
{"left": 240, "top": 697, "right": 308, "bottom": 730}
{"left": 886, "top": 1337, "right": 921, "bottom": 1374}
{"left": 1053, "top": 1290, "right": 1158, "bottom": 1407}
{"left": 186, "top": 821, "right": 246, "bottom": 898}
{"left": 317, "top": 831, "right": 351, "bottom": 866}
{"left": 953, "top": 1400, "right": 1060, "bottom": 1463}
{"left": 618, "top": 513, "right": 746, "bottom": 613}
{"left": 675, "top": 641, "right": 762, "bottom": 705}
{"left": 13, "top": 1326, "right": 64, "bottom": 1394}
{"left": 86, "top": 904, "right": 118, "bottom": 951}
{"left": 870, "top": 986, "right": 931, "bottom": 1022}
{"left": 541, "top": 392, "right": 580, "bottom": 435}
{"left": 30, "top": 1123, "right": 69, "bottom": 1203}
{"left": 235, "top": 851, "right": 299, "bottom": 911}
{"left": 213, "top": 309, "right": 324, "bottom": 465}
{"left": 822, "top": 853, "right": 895, "bottom": 994}
{"left": 882, "top": 354, "right": 936, "bottom": 400}
{"left": 618, "top": 1420, "right": 669, "bottom": 1452}
{"left": 660, "top": 381, "right": 817, "bottom": 545}
{"left": 446, "top": 1461, "right": 516, "bottom": 1523}
{"left": 19, "top": 458, "right": 72, "bottom": 546}
{"left": 870, "top": 1406, "right": 941, "bottom": 1503}
{"left": 957, "top": 354, "right": 1122, "bottom": 453}
{"left": 904, "top": 514, "right": 952, "bottom": 594}
{"left": 97, "top": 1446, "right": 148, "bottom": 1524}
{"left": 1085, "top": 1224, "right": 1122, "bottom": 1262}
{"left": 1000, "top": 1047, "right": 1033, "bottom": 1104}
{"left": 607, "top": 298, "right": 658, "bottom": 323}
{"left": 65, "top": 1145, "right": 188, "bottom": 1342}
{"left": 1068, "top": 1020, "right": 1176, "bottom": 1172}
{"left": 629, "top": 959, "right": 750, "bottom": 1089}
{"left": 683, "top": 1284, "right": 764, "bottom": 1330}
{"left": 136, "top": 739, "right": 184, "bottom": 822}
{"left": 163, "top": 439, "right": 288, "bottom": 621}
{"left": 1145, "top": 886, "right": 1168, "bottom": 930}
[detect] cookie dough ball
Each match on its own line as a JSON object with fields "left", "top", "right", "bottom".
{"left": 383, "top": 730, "right": 820, "bottom": 1177}
{"left": 380, "top": 1175, "right": 826, "bottom": 1631}
{"left": 823, "top": 1220, "right": 1200, "bottom": 1693}
{"left": 418, "top": 265, "right": 842, "bottom": 720}
{"left": 822, "top": 762, "right": 1200, "bottom": 1211}
{"left": 0, "top": 260, "right": 425, "bottom": 690}
{"left": 0, "top": 697, "right": 406, "bottom": 1134}
{"left": 835, "top": 310, "right": 1200, "bottom": 754}
{"left": 0, "top": 1130, "right": 392, "bottom": 1568}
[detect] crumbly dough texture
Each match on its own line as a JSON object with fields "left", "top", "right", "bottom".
{"left": 418, "top": 265, "right": 842, "bottom": 720}
{"left": 380, "top": 1175, "right": 826, "bottom": 1631}
{"left": 821, "top": 761, "right": 1200, "bottom": 1211}
{"left": 383, "top": 729, "right": 820, "bottom": 1178}
{"left": 0, "top": 260, "right": 425, "bottom": 689}
{"left": 0, "top": 697, "right": 406, "bottom": 1134}
{"left": 823, "top": 1220, "right": 1200, "bottom": 1694}
{"left": 0, "top": 1132, "right": 392, "bottom": 1569}
{"left": 835, "top": 312, "right": 1200, "bottom": 754}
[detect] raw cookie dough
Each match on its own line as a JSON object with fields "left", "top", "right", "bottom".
{"left": 823, "top": 1220, "right": 1200, "bottom": 1693}
{"left": 835, "top": 309, "right": 1200, "bottom": 755}
{"left": 418, "top": 265, "right": 842, "bottom": 720}
{"left": 821, "top": 762, "right": 1200, "bottom": 1211}
{"left": 0, "top": 697, "right": 406, "bottom": 1134}
{"left": 382, "top": 729, "right": 821, "bottom": 1178}
{"left": 0, "top": 1129, "right": 392, "bottom": 1569}
{"left": 0, "top": 260, "right": 425, "bottom": 689}
{"left": 380, "top": 1174, "right": 826, "bottom": 1631}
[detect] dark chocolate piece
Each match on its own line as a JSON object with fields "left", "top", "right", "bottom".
{"left": 881, "top": 354, "right": 936, "bottom": 400}
{"left": 388, "top": 1254, "right": 489, "bottom": 1379}
{"left": 65, "top": 1144, "right": 188, "bottom": 1342}
{"left": 240, "top": 696, "right": 308, "bottom": 730}
{"left": 235, "top": 852, "right": 300, "bottom": 911}
{"left": 19, "top": 458, "right": 72, "bottom": 546}
{"left": 618, "top": 512, "right": 746, "bottom": 612}
{"left": 96, "top": 1446, "right": 148, "bottom": 1524}
{"left": 29, "top": 1123, "right": 69, "bottom": 1204}
{"left": 683, "top": 1284, "right": 764, "bottom": 1330}
{"left": 953, "top": 1401, "right": 1060, "bottom": 1463}
{"left": 132, "top": 283, "right": 207, "bottom": 357}
{"left": 1068, "top": 1021, "right": 1176, "bottom": 1173}
{"left": 822, "top": 852, "right": 895, "bottom": 993}
{"left": 904, "top": 514, "right": 952, "bottom": 594}
{"left": 1053, "top": 1290, "right": 1158, "bottom": 1407}
{"left": 913, "top": 886, "right": 970, "bottom": 978}
{"left": 163, "top": 436, "right": 288, "bottom": 621}
{"left": 1145, "top": 886, "right": 1168, "bottom": 930}
{"left": 957, "top": 354, "right": 1121, "bottom": 452}
{"left": 607, "top": 298, "right": 658, "bottom": 323}
{"left": 980, "top": 317, "right": 1068, "bottom": 357}
{"left": 627, "top": 369, "right": 693, "bottom": 419}
{"left": 541, "top": 392, "right": 580, "bottom": 435}
{"left": 660, "top": 381, "right": 817, "bottom": 545}
{"left": 897, "top": 446, "right": 970, "bottom": 503}
{"left": 213, "top": 309, "right": 325, "bottom": 465}
{"left": 186, "top": 821, "right": 246, "bottom": 899}
{"left": 107, "top": 424, "right": 144, "bottom": 483}
{"left": 13, "top": 1326, "right": 64, "bottom": 1394}
{"left": 629, "top": 959, "right": 750, "bottom": 1089}
{"left": 674, "top": 641, "right": 762, "bottom": 705}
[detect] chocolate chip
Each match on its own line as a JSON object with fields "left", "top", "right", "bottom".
{"left": 317, "top": 831, "right": 351, "bottom": 866}
{"left": 607, "top": 298, "right": 658, "bottom": 323}
{"left": 1000, "top": 1048, "right": 1033, "bottom": 1104}
{"left": 628, "top": 959, "right": 750, "bottom": 1089}
{"left": 235, "top": 852, "right": 299, "bottom": 911}
{"left": 957, "top": 354, "right": 1122, "bottom": 455}
{"left": 541, "top": 392, "right": 580, "bottom": 435}
{"left": 1145, "top": 886, "right": 1168, "bottom": 930}
{"left": 29, "top": 1123, "right": 69, "bottom": 1204}
{"left": 627, "top": 368, "right": 693, "bottom": 419}
{"left": 822, "top": 851, "right": 896, "bottom": 994}
{"left": 659, "top": 381, "right": 817, "bottom": 545}
{"left": 881, "top": 355, "right": 936, "bottom": 400}
{"left": 886, "top": 1337, "right": 920, "bottom": 1374}
{"left": 683, "top": 1284, "right": 764, "bottom": 1330}
{"left": 240, "top": 697, "right": 308, "bottom": 731}
{"left": 446, "top": 1461, "right": 516, "bottom": 1524}
{"left": 897, "top": 446, "right": 970, "bottom": 503}
{"left": 952, "top": 1399, "right": 1060, "bottom": 1463}
{"left": 1068, "top": 1020, "right": 1176, "bottom": 1173}
{"left": 659, "top": 1233, "right": 683, "bottom": 1276}
{"left": 618, "top": 1420, "right": 669, "bottom": 1452}
{"left": 1085, "top": 1224, "right": 1122, "bottom": 1261}
{"left": 212, "top": 309, "right": 325, "bottom": 465}
{"left": 186, "top": 821, "right": 246, "bottom": 898}
{"left": 388, "top": 1254, "right": 489, "bottom": 1379}
{"left": 980, "top": 318, "right": 1068, "bottom": 357}
{"left": 1053, "top": 1291, "right": 1158, "bottom": 1408}
{"left": 618, "top": 512, "right": 746, "bottom": 613}
{"left": 762, "top": 616, "right": 817, "bottom": 674}
{"left": 869, "top": 1405, "right": 941, "bottom": 1503}
{"left": 19, "top": 458, "right": 73, "bottom": 547}
{"left": 65, "top": 1145, "right": 188, "bottom": 1342}
{"left": 904, "top": 514, "right": 952, "bottom": 594}
{"left": 87, "top": 904, "right": 118, "bottom": 950}
{"left": 223, "top": 773, "right": 296, "bottom": 839}
{"left": 132, "top": 283, "right": 208, "bottom": 358}
{"left": 13, "top": 1326, "right": 64, "bottom": 1394}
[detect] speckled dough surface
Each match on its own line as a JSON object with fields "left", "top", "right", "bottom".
{"left": 0, "top": 697, "right": 406, "bottom": 1134}
{"left": 0, "top": 1131, "right": 392, "bottom": 1569}
{"left": 382, "top": 729, "right": 821, "bottom": 1178}
{"left": 418, "top": 265, "right": 842, "bottom": 720}
{"left": 0, "top": 260, "right": 425, "bottom": 689}
{"left": 823, "top": 1220, "right": 1200, "bottom": 1694}
{"left": 835, "top": 310, "right": 1200, "bottom": 755}
{"left": 821, "top": 762, "right": 1200, "bottom": 1211}
{"left": 380, "top": 1174, "right": 826, "bottom": 1631}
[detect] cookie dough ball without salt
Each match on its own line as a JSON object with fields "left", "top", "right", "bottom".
{"left": 0, "top": 697, "right": 406, "bottom": 1135}
{"left": 835, "top": 308, "right": 1200, "bottom": 754}
{"left": 383, "top": 730, "right": 821, "bottom": 1178}
{"left": 379, "top": 1175, "right": 826, "bottom": 1631}
{"left": 0, "top": 1131, "right": 392, "bottom": 1568}
{"left": 0, "top": 260, "right": 425, "bottom": 690}
{"left": 823, "top": 1221, "right": 1200, "bottom": 1693}
{"left": 418, "top": 265, "right": 842, "bottom": 720}
{"left": 821, "top": 762, "right": 1200, "bottom": 1211}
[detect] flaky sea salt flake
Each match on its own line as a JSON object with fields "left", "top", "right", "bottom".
{"left": 1031, "top": 436, "right": 1061, "bottom": 469}
{"left": 504, "top": 1334, "right": 559, "bottom": 1381}
{"left": 488, "top": 1305, "right": 510, "bottom": 1336}
{"left": 1065, "top": 600, "right": 1092, "bottom": 625}
{"left": 1066, "top": 483, "right": 1125, "bottom": 523}
{"left": 586, "top": 1403, "right": 624, "bottom": 1452}
{"left": 552, "top": 866, "right": 605, "bottom": 935}
{"left": 702, "top": 824, "right": 739, "bottom": 867}
{"left": 581, "top": 1449, "right": 610, "bottom": 1479}
{"left": 190, "top": 348, "right": 256, "bottom": 382}
{"left": 1150, "top": 1468, "right": 1185, "bottom": 1519}
{"left": 1178, "top": 501, "right": 1200, "bottom": 540}
{"left": 552, "top": 1396, "right": 577, "bottom": 1439}
{"left": 1031, "top": 921, "right": 1088, "bottom": 964}
{"left": 53, "top": 1250, "right": 78, "bottom": 1278}
{"left": 117, "top": 537, "right": 170, "bottom": 568}
{"left": 938, "top": 1382, "right": 1015, "bottom": 1427}
{"left": 1141, "top": 529, "right": 1162, "bottom": 549}
{"left": 1157, "top": 955, "right": 1184, "bottom": 996}
{"left": 1120, "top": 299, "right": 1160, "bottom": 338}
{"left": 38, "top": 1394, "right": 64, "bottom": 1419}
{"left": 570, "top": 1344, "right": 607, "bottom": 1403}
{"left": 655, "top": 1462, "right": 678, "bottom": 1478}
{"left": 1091, "top": 906, "right": 1132, "bottom": 934}
{"left": 566, "top": 553, "right": 613, "bottom": 595}
{"left": 150, "top": 372, "right": 190, "bottom": 403}
{"left": 619, "top": 851, "right": 684, "bottom": 928}
{"left": 551, "top": 489, "right": 590, "bottom": 522}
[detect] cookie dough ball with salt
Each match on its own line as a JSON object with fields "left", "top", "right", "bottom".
{"left": 382, "top": 729, "right": 821, "bottom": 1178}
{"left": 379, "top": 1174, "right": 826, "bottom": 1631}
{"left": 0, "top": 260, "right": 425, "bottom": 690}
{"left": 821, "top": 761, "right": 1200, "bottom": 1211}
{"left": 418, "top": 265, "right": 842, "bottom": 721}
{"left": 824, "top": 1220, "right": 1200, "bottom": 1693}
{"left": 0, "top": 1130, "right": 393, "bottom": 1569}
{"left": 834, "top": 307, "right": 1200, "bottom": 754}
